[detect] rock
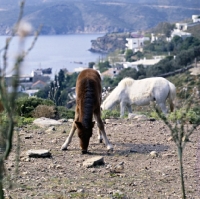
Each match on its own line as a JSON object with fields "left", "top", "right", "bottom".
{"left": 21, "top": 157, "right": 30, "bottom": 162}
{"left": 133, "top": 115, "right": 148, "bottom": 121}
{"left": 128, "top": 113, "right": 149, "bottom": 121}
{"left": 77, "top": 189, "right": 84, "bottom": 193}
{"left": 68, "top": 119, "right": 74, "bottom": 123}
{"left": 90, "top": 33, "right": 129, "bottom": 53}
{"left": 167, "top": 136, "right": 173, "bottom": 141}
{"left": 45, "top": 126, "right": 56, "bottom": 133}
{"left": 27, "top": 149, "right": 51, "bottom": 158}
{"left": 112, "top": 162, "right": 124, "bottom": 173}
{"left": 56, "top": 165, "right": 63, "bottom": 169}
{"left": 33, "top": 117, "right": 62, "bottom": 128}
{"left": 150, "top": 151, "right": 158, "bottom": 157}
{"left": 58, "top": 118, "right": 68, "bottom": 123}
{"left": 162, "top": 153, "right": 175, "bottom": 158}
{"left": 128, "top": 113, "right": 138, "bottom": 119}
{"left": 105, "top": 118, "right": 122, "bottom": 124}
{"left": 24, "top": 134, "right": 33, "bottom": 139}
{"left": 82, "top": 156, "right": 104, "bottom": 168}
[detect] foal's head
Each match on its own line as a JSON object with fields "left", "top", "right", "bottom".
{"left": 75, "top": 121, "right": 95, "bottom": 154}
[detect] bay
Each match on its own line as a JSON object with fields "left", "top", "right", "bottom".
{"left": 0, "top": 34, "right": 105, "bottom": 78}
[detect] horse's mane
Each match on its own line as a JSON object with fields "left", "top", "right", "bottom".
{"left": 81, "top": 79, "right": 95, "bottom": 128}
{"left": 118, "top": 77, "right": 134, "bottom": 87}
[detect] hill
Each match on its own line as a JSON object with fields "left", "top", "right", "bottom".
{"left": 0, "top": 0, "right": 199, "bottom": 35}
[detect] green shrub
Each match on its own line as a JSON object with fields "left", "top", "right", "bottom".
{"left": 17, "top": 117, "right": 35, "bottom": 127}
{"left": 16, "top": 97, "right": 54, "bottom": 117}
{"left": 149, "top": 111, "right": 160, "bottom": 120}
{"left": 57, "top": 106, "right": 75, "bottom": 119}
{"left": 101, "top": 110, "right": 120, "bottom": 120}
{"left": 168, "top": 108, "right": 200, "bottom": 124}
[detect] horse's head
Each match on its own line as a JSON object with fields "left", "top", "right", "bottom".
{"left": 75, "top": 121, "right": 95, "bottom": 154}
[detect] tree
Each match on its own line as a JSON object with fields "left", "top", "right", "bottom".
{"left": 58, "top": 69, "right": 65, "bottom": 90}
{"left": 134, "top": 51, "right": 143, "bottom": 60}
{"left": 125, "top": 49, "right": 134, "bottom": 62}
{"left": 97, "top": 61, "right": 111, "bottom": 73}
{"left": 88, "top": 62, "right": 95, "bottom": 68}
{"left": 137, "top": 64, "right": 146, "bottom": 79}
{"left": 156, "top": 91, "right": 200, "bottom": 199}
{"left": 36, "top": 85, "right": 50, "bottom": 99}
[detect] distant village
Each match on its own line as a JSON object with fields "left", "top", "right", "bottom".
{"left": 6, "top": 15, "right": 200, "bottom": 97}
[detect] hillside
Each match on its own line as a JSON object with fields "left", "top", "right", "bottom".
{"left": 0, "top": 0, "right": 199, "bottom": 35}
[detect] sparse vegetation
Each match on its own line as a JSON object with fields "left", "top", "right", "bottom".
{"left": 57, "top": 106, "right": 75, "bottom": 119}
{"left": 0, "top": 1, "right": 40, "bottom": 198}
{"left": 101, "top": 110, "right": 120, "bottom": 120}
{"left": 155, "top": 78, "right": 200, "bottom": 199}
{"left": 16, "top": 97, "right": 54, "bottom": 118}
{"left": 31, "top": 105, "right": 57, "bottom": 119}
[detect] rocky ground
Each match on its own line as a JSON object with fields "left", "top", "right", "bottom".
{"left": 3, "top": 117, "right": 200, "bottom": 199}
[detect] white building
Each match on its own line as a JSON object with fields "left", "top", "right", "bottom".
{"left": 171, "top": 29, "right": 191, "bottom": 39}
{"left": 23, "top": 89, "right": 39, "bottom": 97}
{"left": 31, "top": 69, "right": 43, "bottom": 77}
{"left": 123, "top": 58, "right": 162, "bottom": 70}
{"left": 192, "top": 15, "right": 200, "bottom": 23}
{"left": 175, "top": 23, "right": 188, "bottom": 31}
{"left": 174, "top": 15, "right": 200, "bottom": 32}
{"left": 126, "top": 36, "right": 149, "bottom": 52}
{"left": 151, "top": 33, "right": 158, "bottom": 43}
{"left": 73, "top": 67, "right": 87, "bottom": 72}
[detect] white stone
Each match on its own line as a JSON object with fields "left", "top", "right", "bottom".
{"left": 82, "top": 156, "right": 104, "bottom": 167}
{"left": 33, "top": 117, "right": 62, "bottom": 128}
{"left": 150, "top": 151, "right": 158, "bottom": 157}
{"left": 27, "top": 149, "right": 51, "bottom": 158}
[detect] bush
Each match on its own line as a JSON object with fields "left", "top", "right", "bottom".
{"left": 149, "top": 111, "right": 160, "bottom": 120}
{"left": 57, "top": 106, "right": 75, "bottom": 119}
{"left": 17, "top": 117, "right": 35, "bottom": 127}
{"left": 32, "top": 105, "right": 57, "bottom": 119}
{"left": 168, "top": 108, "right": 200, "bottom": 124}
{"left": 101, "top": 110, "right": 120, "bottom": 120}
{"left": 16, "top": 97, "right": 55, "bottom": 117}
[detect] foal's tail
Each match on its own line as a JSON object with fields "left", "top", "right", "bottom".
{"left": 168, "top": 81, "right": 176, "bottom": 112}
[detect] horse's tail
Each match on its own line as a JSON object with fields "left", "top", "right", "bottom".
{"left": 168, "top": 81, "right": 176, "bottom": 112}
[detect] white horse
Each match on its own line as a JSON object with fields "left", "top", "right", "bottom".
{"left": 101, "top": 77, "right": 176, "bottom": 117}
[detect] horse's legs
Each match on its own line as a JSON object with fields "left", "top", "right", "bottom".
{"left": 120, "top": 101, "right": 126, "bottom": 117}
{"left": 158, "top": 102, "right": 168, "bottom": 114}
{"left": 94, "top": 111, "right": 113, "bottom": 150}
{"left": 127, "top": 104, "right": 132, "bottom": 114}
{"left": 61, "top": 113, "right": 78, "bottom": 150}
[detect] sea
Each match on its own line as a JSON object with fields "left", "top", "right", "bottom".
{"left": 0, "top": 34, "right": 105, "bottom": 78}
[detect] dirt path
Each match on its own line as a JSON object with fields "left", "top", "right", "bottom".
{"left": 4, "top": 119, "right": 200, "bottom": 199}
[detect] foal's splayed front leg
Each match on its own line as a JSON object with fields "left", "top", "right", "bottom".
{"left": 61, "top": 122, "right": 77, "bottom": 150}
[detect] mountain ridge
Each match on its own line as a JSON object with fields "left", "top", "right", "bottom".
{"left": 0, "top": 0, "right": 199, "bottom": 35}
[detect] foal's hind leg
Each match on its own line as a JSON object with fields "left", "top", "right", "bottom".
{"left": 94, "top": 112, "right": 113, "bottom": 150}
